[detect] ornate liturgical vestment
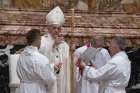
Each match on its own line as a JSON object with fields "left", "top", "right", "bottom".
{"left": 40, "top": 34, "right": 71, "bottom": 93}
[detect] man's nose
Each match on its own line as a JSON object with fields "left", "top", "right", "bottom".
{"left": 54, "top": 28, "right": 59, "bottom": 32}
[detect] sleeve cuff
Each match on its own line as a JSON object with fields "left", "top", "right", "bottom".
{"left": 50, "top": 64, "right": 55, "bottom": 73}
{"left": 83, "top": 66, "right": 91, "bottom": 78}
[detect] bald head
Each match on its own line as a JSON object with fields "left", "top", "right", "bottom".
{"left": 91, "top": 35, "right": 105, "bottom": 48}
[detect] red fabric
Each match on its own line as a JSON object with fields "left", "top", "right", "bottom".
{"left": 76, "top": 58, "right": 84, "bottom": 76}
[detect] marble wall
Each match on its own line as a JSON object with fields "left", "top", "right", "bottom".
{"left": 0, "top": 10, "right": 140, "bottom": 47}
{"left": 0, "top": 0, "right": 140, "bottom": 12}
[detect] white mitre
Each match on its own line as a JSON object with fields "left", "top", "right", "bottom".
{"left": 76, "top": 0, "right": 88, "bottom": 11}
{"left": 46, "top": 6, "right": 65, "bottom": 26}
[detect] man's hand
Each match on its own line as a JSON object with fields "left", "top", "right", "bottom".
{"left": 76, "top": 61, "right": 86, "bottom": 76}
{"left": 79, "top": 61, "right": 86, "bottom": 69}
{"left": 54, "top": 62, "right": 62, "bottom": 71}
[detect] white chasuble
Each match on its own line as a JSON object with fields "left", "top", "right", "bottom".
{"left": 40, "top": 34, "right": 71, "bottom": 93}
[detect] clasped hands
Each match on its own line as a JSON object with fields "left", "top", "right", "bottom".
{"left": 76, "top": 59, "right": 95, "bottom": 69}
{"left": 54, "top": 62, "right": 62, "bottom": 71}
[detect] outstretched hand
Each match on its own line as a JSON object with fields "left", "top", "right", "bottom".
{"left": 75, "top": 58, "right": 86, "bottom": 69}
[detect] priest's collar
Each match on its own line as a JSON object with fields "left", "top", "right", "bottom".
{"left": 23, "top": 46, "right": 38, "bottom": 55}
{"left": 27, "top": 46, "right": 38, "bottom": 50}
{"left": 112, "top": 51, "right": 126, "bottom": 58}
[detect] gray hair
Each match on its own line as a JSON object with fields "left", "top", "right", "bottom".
{"left": 90, "top": 35, "right": 105, "bottom": 47}
{"left": 113, "top": 36, "right": 127, "bottom": 51}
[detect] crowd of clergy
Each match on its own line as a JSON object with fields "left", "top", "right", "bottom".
{"left": 1, "top": 6, "right": 131, "bottom": 93}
